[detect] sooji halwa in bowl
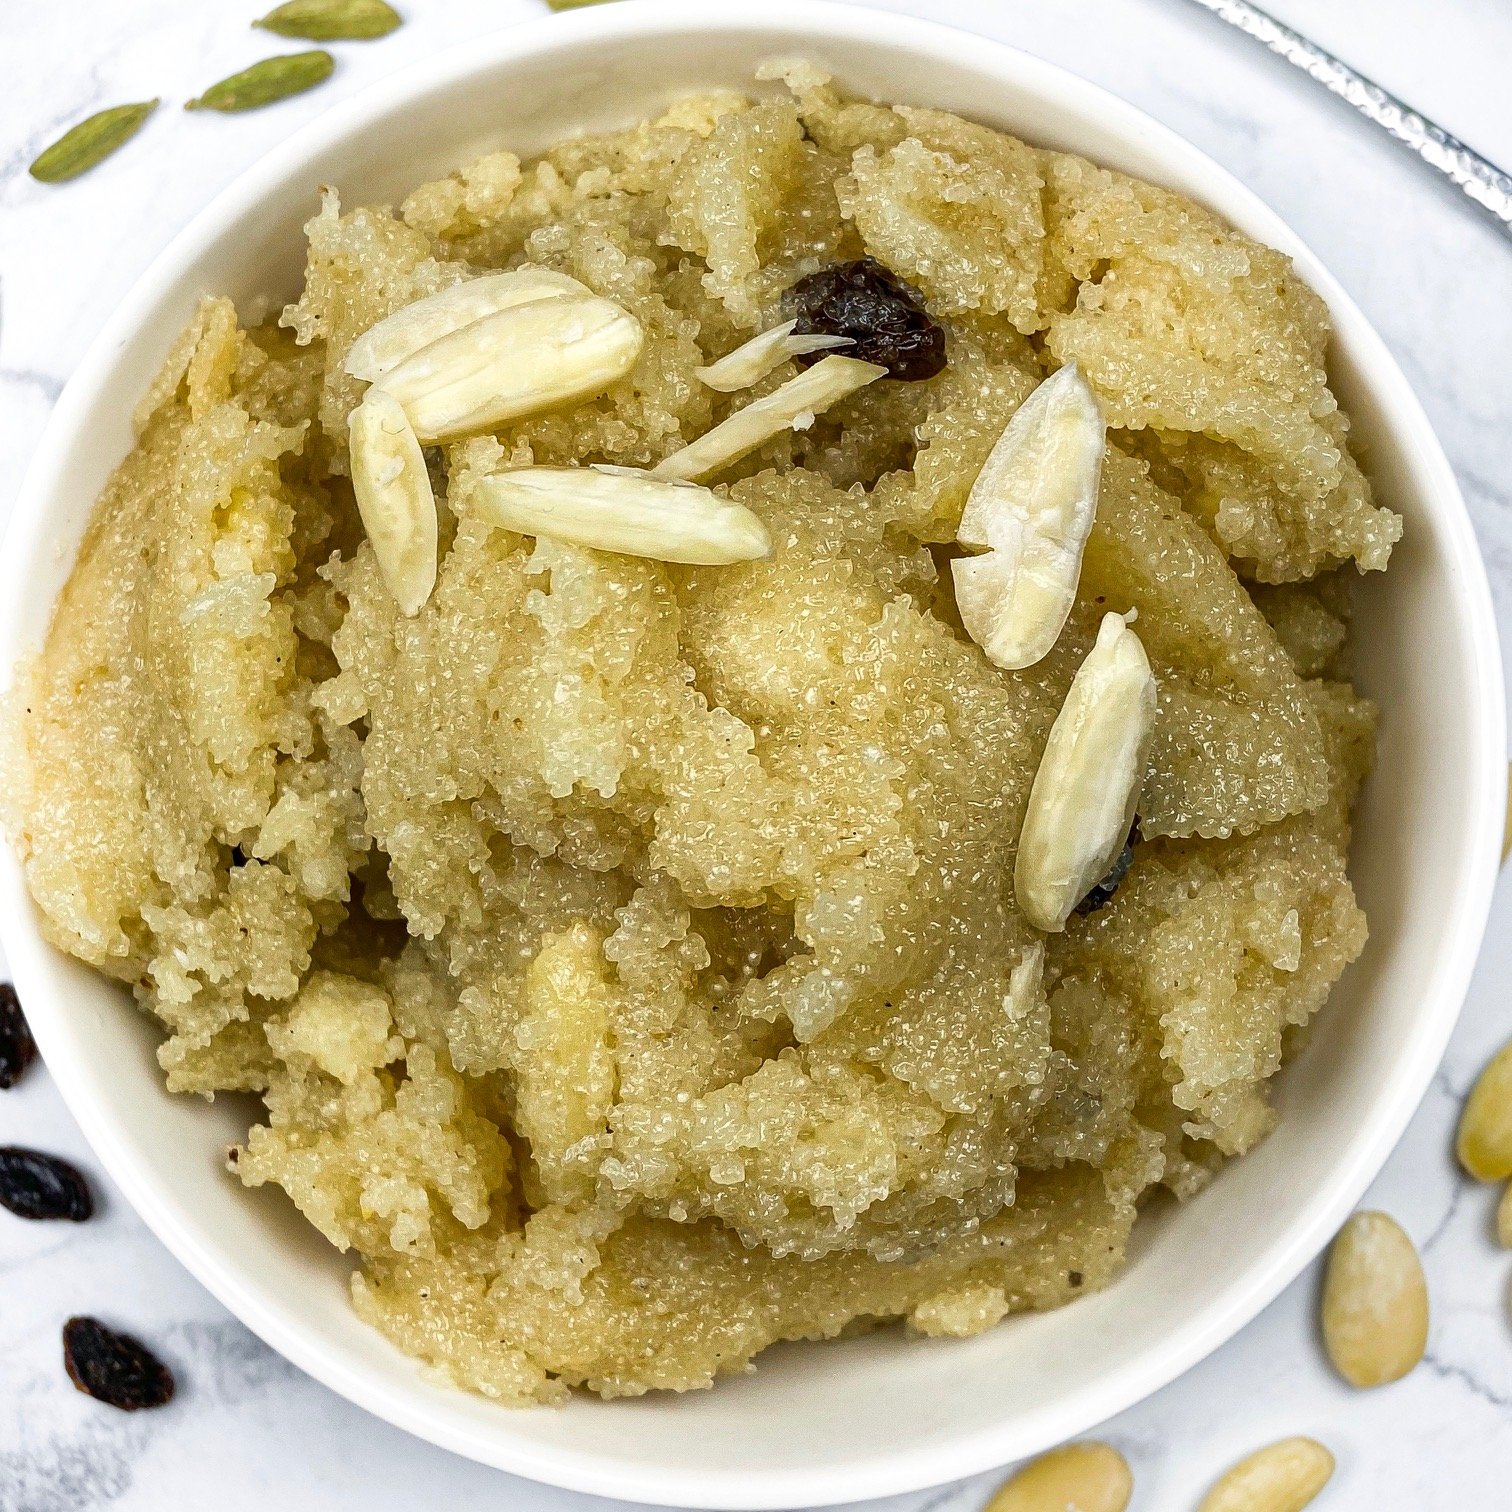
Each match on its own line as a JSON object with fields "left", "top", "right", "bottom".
{"left": 6, "top": 60, "right": 1398, "bottom": 1405}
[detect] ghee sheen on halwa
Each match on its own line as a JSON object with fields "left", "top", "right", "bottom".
{"left": 6, "top": 65, "right": 1395, "bottom": 1404}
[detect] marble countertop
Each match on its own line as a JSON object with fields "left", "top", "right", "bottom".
{"left": 3, "top": 0, "right": 1512, "bottom": 1507}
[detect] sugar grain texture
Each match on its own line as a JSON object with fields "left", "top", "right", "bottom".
{"left": 7, "top": 66, "right": 1390, "bottom": 1403}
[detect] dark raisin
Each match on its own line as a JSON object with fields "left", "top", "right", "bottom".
{"left": 784, "top": 257, "right": 947, "bottom": 381}
{"left": 0, "top": 984, "right": 37, "bottom": 1090}
{"left": 0, "top": 1147, "right": 94, "bottom": 1221}
{"left": 1073, "top": 818, "right": 1143, "bottom": 918}
{"left": 62, "top": 1317, "right": 175, "bottom": 1411}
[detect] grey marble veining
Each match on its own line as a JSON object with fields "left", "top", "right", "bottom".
{"left": 3, "top": 1, "right": 1512, "bottom": 1507}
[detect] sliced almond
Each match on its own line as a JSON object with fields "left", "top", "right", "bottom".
{"left": 375, "top": 294, "right": 643, "bottom": 444}
{"left": 984, "top": 1442, "right": 1132, "bottom": 1512}
{"left": 1196, "top": 1437, "right": 1334, "bottom": 1512}
{"left": 952, "top": 362, "right": 1105, "bottom": 670}
{"left": 1014, "top": 612, "right": 1156, "bottom": 933}
{"left": 652, "top": 353, "right": 886, "bottom": 482}
{"left": 473, "top": 465, "right": 770, "bottom": 565}
{"left": 695, "top": 319, "right": 852, "bottom": 392}
{"left": 1457, "top": 1036, "right": 1512, "bottom": 1180}
{"left": 343, "top": 266, "right": 591, "bottom": 383}
{"left": 348, "top": 386, "right": 437, "bottom": 615}
{"left": 1497, "top": 1181, "right": 1512, "bottom": 1247}
{"left": 1321, "top": 1210, "right": 1429, "bottom": 1388}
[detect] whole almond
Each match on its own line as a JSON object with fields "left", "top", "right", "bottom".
{"left": 1321, "top": 1210, "right": 1428, "bottom": 1387}
{"left": 1457, "top": 1037, "right": 1512, "bottom": 1180}
{"left": 1197, "top": 1438, "right": 1334, "bottom": 1512}
{"left": 376, "top": 294, "right": 642, "bottom": 443}
{"left": 983, "top": 1442, "right": 1132, "bottom": 1512}
{"left": 1503, "top": 760, "right": 1512, "bottom": 860}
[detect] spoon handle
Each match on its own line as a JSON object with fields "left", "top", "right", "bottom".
{"left": 1186, "top": 0, "right": 1512, "bottom": 235}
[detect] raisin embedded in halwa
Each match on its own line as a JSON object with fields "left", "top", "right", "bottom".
{"left": 786, "top": 257, "right": 948, "bottom": 380}
{"left": 1075, "top": 819, "right": 1141, "bottom": 918}
{"left": 3, "top": 66, "right": 1389, "bottom": 1407}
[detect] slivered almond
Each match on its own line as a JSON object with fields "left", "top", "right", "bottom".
{"left": 348, "top": 387, "right": 437, "bottom": 615}
{"left": 953, "top": 362, "right": 1105, "bottom": 670}
{"left": 1014, "top": 612, "right": 1156, "bottom": 933}
{"left": 375, "top": 294, "right": 643, "bottom": 443}
{"left": 1497, "top": 1182, "right": 1512, "bottom": 1247}
{"left": 695, "top": 319, "right": 851, "bottom": 392}
{"left": 652, "top": 353, "right": 886, "bottom": 482}
{"left": 473, "top": 465, "right": 770, "bottom": 565}
{"left": 343, "top": 266, "right": 591, "bottom": 383}
{"left": 1196, "top": 1437, "right": 1334, "bottom": 1512}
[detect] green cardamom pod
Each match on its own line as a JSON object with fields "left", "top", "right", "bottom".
{"left": 186, "top": 50, "right": 335, "bottom": 113}
{"left": 253, "top": 0, "right": 402, "bottom": 41}
{"left": 546, "top": 0, "right": 621, "bottom": 9}
{"left": 29, "top": 100, "right": 159, "bottom": 183}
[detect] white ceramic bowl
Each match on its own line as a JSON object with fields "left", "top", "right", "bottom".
{"left": 2, "top": 3, "right": 1504, "bottom": 1506}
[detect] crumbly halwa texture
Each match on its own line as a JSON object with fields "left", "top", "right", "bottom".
{"left": 9, "top": 66, "right": 1388, "bottom": 1403}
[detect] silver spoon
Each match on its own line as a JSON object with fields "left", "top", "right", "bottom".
{"left": 1185, "top": 0, "right": 1512, "bottom": 236}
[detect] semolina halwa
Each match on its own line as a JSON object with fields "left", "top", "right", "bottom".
{"left": 6, "top": 64, "right": 1395, "bottom": 1403}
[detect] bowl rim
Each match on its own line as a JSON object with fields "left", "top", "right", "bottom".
{"left": 1, "top": 2, "right": 1505, "bottom": 1505}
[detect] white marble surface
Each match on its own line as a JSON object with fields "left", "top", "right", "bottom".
{"left": 3, "top": 0, "right": 1512, "bottom": 1506}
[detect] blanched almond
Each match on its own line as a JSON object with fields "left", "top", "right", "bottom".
{"left": 343, "top": 266, "right": 590, "bottom": 383}
{"left": 348, "top": 386, "right": 437, "bottom": 615}
{"left": 652, "top": 354, "right": 886, "bottom": 482}
{"left": 953, "top": 363, "right": 1105, "bottom": 670}
{"left": 1321, "top": 1210, "right": 1428, "bottom": 1387}
{"left": 1197, "top": 1437, "right": 1334, "bottom": 1512}
{"left": 695, "top": 319, "right": 851, "bottom": 392}
{"left": 984, "top": 1442, "right": 1132, "bottom": 1512}
{"left": 1456, "top": 1036, "right": 1512, "bottom": 1180}
{"left": 1502, "top": 761, "right": 1512, "bottom": 860}
{"left": 473, "top": 465, "right": 770, "bottom": 565}
{"left": 1014, "top": 612, "right": 1156, "bottom": 933}
{"left": 376, "top": 294, "right": 643, "bottom": 443}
